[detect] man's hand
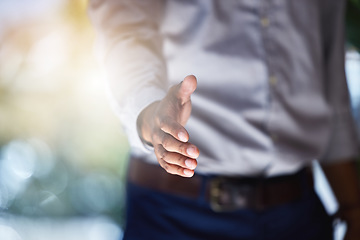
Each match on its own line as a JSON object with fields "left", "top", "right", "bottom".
{"left": 137, "top": 75, "right": 199, "bottom": 177}
{"left": 322, "top": 160, "right": 360, "bottom": 240}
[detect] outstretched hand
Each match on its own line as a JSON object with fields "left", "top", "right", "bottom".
{"left": 137, "top": 75, "right": 199, "bottom": 177}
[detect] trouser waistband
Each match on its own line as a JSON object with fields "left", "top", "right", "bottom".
{"left": 127, "top": 157, "right": 314, "bottom": 212}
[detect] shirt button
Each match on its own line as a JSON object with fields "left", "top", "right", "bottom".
{"left": 271, "top": 134, "right": 278, "bottom": 142}
{"left": 260, "top": 17, "right": 270, "bottom": 27}
{"left": 269, "top": 76, "right": 277, "bottom": 86}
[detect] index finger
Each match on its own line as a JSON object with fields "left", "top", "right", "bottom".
{"left": 159, "top": 117, "right": 189, "bottom": 143}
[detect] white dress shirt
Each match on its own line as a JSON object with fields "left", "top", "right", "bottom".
{"left": 89, "top": 0, "right": 358, "bottom": 176}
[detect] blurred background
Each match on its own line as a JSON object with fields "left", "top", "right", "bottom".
{"left": 0, "top": 0, "right": 128, "bottom": 239}
{"left": 0, "top": 0, "right": 359, "bottom": 240}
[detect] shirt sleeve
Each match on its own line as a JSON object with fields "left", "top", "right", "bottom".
{"left": 88, "top": 0, "right": 167, "bottom": 154}
{"left": 320, "top": 0, "right": 359, "bottom": 163}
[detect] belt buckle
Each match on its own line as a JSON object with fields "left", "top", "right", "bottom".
{"left": 209, "top": 177, "right": 249, "bottom": 212}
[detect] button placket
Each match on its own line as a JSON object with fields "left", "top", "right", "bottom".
{"left": 260, "top": 2, "right": 279, "bottom": 145}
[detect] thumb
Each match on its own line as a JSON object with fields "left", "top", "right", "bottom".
{"left": 177, "top": 75, "right": 197, "bottom": 104}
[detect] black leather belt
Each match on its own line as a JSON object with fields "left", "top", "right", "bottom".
{"left": 128, "top": 157, "right": 314, "bottom": 212}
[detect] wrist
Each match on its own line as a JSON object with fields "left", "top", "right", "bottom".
{"left": 136, "top": 101, "right": 160, "bottom": 146}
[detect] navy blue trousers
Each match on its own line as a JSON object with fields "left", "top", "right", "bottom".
{"left": 123, "top": 176, "right": 333, "bottom": 240}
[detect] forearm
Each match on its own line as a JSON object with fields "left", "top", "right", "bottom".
{"left": 88, "top": 0, "right": 167, "bottom": 152}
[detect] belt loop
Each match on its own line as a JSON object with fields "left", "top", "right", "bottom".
{"left": 198, "top": 173, "right": 210, "bottom": 203}
{"left": 255, "top": 175, "right": 266, "bottom": 211}
{"left": 300, "top": 166, "right": 314, "bottom": 198}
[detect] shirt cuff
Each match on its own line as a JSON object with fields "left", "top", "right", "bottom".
{"left": 119, "top": 86, "right": 166, "bottom": 155}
